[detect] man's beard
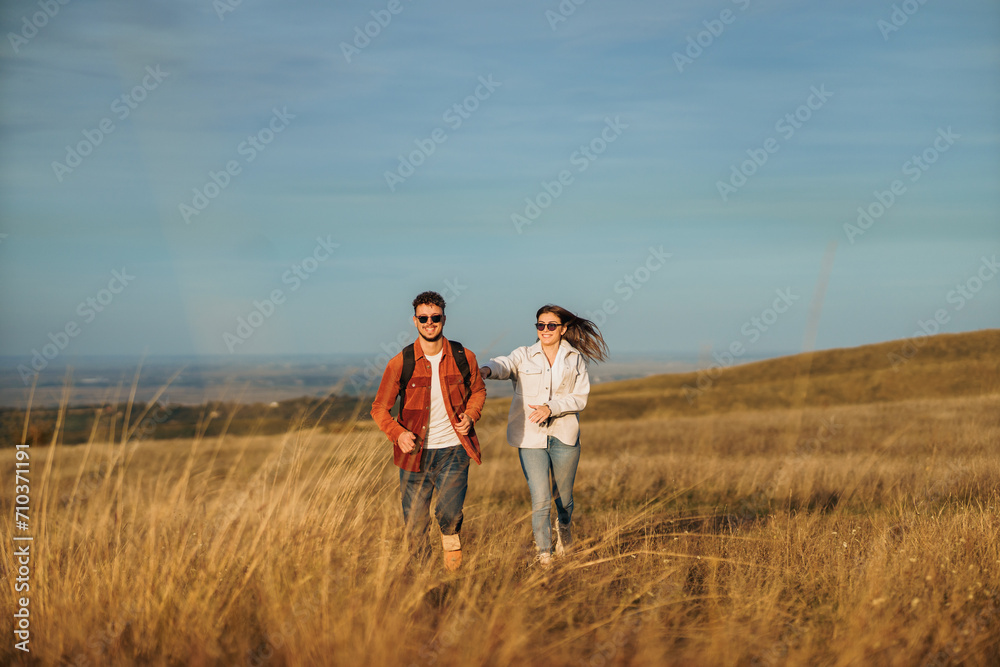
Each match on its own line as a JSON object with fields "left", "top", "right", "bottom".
{"left": 419, "top": 330, "right": 443, "bottom": 342}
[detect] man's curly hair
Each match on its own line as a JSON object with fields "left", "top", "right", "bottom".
{"left": 412, "top": 291, "right": 446, "bottom": 312}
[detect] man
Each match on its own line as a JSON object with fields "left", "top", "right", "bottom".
{"left": 371, "top": 291, "right": 487, "bottom": 571}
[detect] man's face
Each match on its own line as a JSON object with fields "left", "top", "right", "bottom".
{"left": 413, "top": 303, "right": 445, "bottom": 342}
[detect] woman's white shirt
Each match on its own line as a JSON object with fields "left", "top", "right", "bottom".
{"left": 485, "top": 339, "right": 590, "bottom": 449}
{"left": 548, "top": 344, "right": 565, "bottom": 394}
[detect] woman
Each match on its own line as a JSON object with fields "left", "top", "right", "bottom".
{"left": 480, "top": 304, "right": 608, "bottom": 566}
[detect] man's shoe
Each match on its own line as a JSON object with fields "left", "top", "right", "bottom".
{"left": 442, "top": 533, "right": 462, "bottom": 572}
{"left": 443, "top": 549, "right": 462, "bottom": 572}
{"left": 535, "top": 552, "right": 552, "bottom": 569}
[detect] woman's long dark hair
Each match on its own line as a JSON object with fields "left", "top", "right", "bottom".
{"left": 536, "top": 304, "right": 609, "bottom": 363}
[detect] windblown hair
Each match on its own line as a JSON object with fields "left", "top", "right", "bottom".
{"left": 536, "top": 304, "right": 609, "bottom": 363}
{"left": 412, "top": 291, "right": 446, "bottom": 312}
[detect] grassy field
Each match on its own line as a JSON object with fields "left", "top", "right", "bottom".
{"left": 1, "top": 330, "right": 998, "bottom": 666}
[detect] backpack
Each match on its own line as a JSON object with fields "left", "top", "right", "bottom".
{"left": 394, "top": 341, "right": 472, "bottom": 416}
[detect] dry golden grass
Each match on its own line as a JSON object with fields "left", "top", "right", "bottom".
{"left": 2, "top": 331, "right": 999, "bottom": 665}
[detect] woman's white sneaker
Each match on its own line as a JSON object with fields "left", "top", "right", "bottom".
{"left": 554, "top": 522, "right": 572, "bottom": 556}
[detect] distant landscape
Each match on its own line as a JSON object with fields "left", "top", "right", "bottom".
{"left": 0, "top": 351, "right": 704, "bottom": 409}
{"left": 0, "top": 350, "right": 706, "bottom": 446}
{"left": 0, "top": 329, "right": 997, "bottom": 665}
{"left": 1, "top": 331, "right": 995, "bottom": 448}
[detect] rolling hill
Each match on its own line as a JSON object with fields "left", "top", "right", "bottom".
{"left": 482, "top": 328, "right": 1000, "bottom": 422}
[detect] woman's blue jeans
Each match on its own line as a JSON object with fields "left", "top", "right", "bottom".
{"left": 518, "top": 436, "right": 580, "bottom": 555}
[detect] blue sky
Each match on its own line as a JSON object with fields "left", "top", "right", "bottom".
{"left": 1, "top": 0, "right": 998, "bottom": 366}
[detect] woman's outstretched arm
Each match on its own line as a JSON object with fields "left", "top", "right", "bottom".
{"left": 481, "top": 349, "right": 521, "bottom": 381}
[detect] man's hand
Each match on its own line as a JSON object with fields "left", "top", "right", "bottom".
{"left": 479, "top": 365, "right": 491, "bottom": 378}
{"left": 455, "top": 412, "right": 472, "bottom": 435}
{"left": 397, "top": 431, "right": 417, "bottom": 453}
{"left": 528, "top": 404, "right": 552, "bottom": 424}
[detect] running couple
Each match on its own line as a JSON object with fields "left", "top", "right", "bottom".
{"left": 370, "top": 291, "right": 608, "bottom": 571}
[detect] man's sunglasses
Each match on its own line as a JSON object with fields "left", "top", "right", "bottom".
{"left": 535, "top": 322, "right": 562, "bottom": 331}
{"left": 417, "top": 314, "right": 443, "bottom": 324}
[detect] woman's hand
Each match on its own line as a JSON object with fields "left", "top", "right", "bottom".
{"left": 479, "top": 365, "right": 491, "bottom": 379}
{"left": 527, "top": 404, "right": 551, "bottom": 424}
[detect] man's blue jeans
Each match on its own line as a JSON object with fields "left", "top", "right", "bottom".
{"left": 399, "top": 446, "right": 470, "bottom": 544}
{"left": 518, "top": 436, "right": 580, "bottom": 555}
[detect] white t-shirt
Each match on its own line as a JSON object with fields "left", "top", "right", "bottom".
{"left": 424, "top": 352, "right": 462, "bottom": 449}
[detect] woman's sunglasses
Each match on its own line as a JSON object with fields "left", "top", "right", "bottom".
{"left": 535, "top": 322, "right": 562, "bottom": 331}
{"left": 417, "top": 314, "right": 443, "bottom": 324}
